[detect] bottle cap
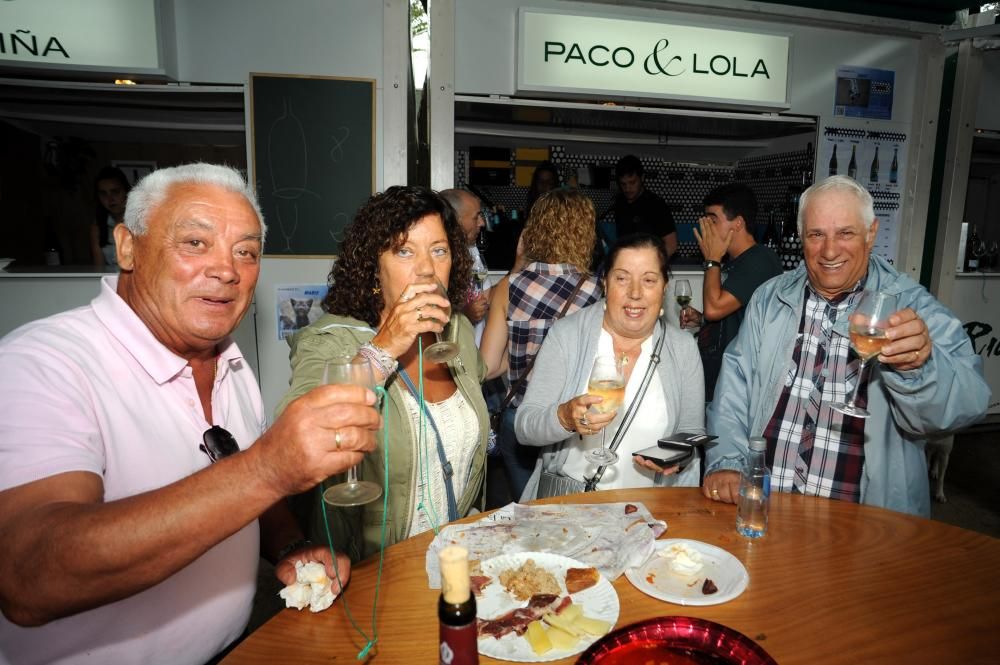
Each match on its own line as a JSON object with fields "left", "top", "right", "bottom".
{"left": 749, "top": 437, "right": 767, "bottom": 452}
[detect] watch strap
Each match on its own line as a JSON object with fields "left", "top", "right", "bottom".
{"left": 703, "top": 260, "right": 722, "bottom": 270}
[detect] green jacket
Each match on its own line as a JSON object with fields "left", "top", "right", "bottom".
{"left": 275, "top": 312, "right": 488, "bottom": 561}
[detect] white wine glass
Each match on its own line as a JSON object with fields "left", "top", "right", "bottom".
{"left": 322, "top": 356, "right": 383, "bottom": 507}
{"left": 831, "top": 290, "right": 898, "bottom": 419}
{"left": 583, "top": 354, "right": 625, "bottom": 466}
{"left": 417, "top": 276, "right": 461, "bottom": 364}
{"left": 675, "top": 280, "right": 693, "bottom": 309}
{"left": 675, "top": 279, "right": 694, "bottom": 331}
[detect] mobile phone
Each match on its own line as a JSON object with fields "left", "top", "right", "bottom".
{"left": 632, "top": 445, "right": 695, "bottom": 469}
{"left": 658, "top": 433, "right": 718, "bottom": 448}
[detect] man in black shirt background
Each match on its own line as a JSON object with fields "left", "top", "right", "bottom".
{"left": 612, "top": 155, "right": 678, "bottom": 257}
{"left": 680, "top": 183, "right": 782, "bottom": 400}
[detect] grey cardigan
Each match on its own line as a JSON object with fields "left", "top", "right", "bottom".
{"left": 514, "top": 301, "right": 706, "bottom": 500}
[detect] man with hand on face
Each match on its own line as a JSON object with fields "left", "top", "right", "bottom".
{"left": 703, "top": 175, "right": 989, "bottom": 517}
{"left": 613, "top": 155, "right": 678, "bottom": 258}
{"left": 680, "top": 183, "right": 782, "bottom": 401}
{"left": 0, "top": 164, "right": 380, "bottom": 665}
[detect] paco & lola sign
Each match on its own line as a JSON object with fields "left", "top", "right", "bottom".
{"left": 517, "top": 9, "right": 790, "bottom": 109}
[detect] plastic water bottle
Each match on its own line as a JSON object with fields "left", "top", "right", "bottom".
{"left": 736, "top": 437, "right": 770, "bottom": 539}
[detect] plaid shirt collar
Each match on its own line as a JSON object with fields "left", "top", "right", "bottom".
{"left": 762, "top": 276, "right": 868, "bottom": 503}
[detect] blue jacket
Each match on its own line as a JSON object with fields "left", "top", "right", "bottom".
{"left": 707, "top": 255, "right": 990, "bottom": 516}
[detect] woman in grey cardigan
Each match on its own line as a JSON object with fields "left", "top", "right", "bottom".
{"left": 515, "top": 234, "right": 706, "bottom": 500}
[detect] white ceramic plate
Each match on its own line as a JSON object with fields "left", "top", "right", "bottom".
{"left": 477, "top": 551, "right": 620, "bottom": 662}
{"left": 625, "top": 538, "right": 749, "bottom": 606}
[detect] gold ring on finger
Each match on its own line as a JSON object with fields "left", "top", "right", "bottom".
{"left": 711, "top": 488, "right": 720, "bottom": 498}
{"left": 334, "top": 431, "right": 342, "bottom": 450}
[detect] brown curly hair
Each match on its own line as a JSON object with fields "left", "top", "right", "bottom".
{"left": 520, "top": 189, "right": 596, "bottom": 272}
{"left": 322, "top": 186, "right": 472, "bottom": 327}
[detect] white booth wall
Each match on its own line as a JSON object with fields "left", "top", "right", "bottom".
{"left": 172, "top": 0, "right": 386, "bottom": 416}
{"left": 454, "top": 0, "right": 924, "bottom": 123}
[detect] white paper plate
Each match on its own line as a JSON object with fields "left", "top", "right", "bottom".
{"left": 477, "top": 551, "right": 620, "bottom": 662}
{"left": 625, "top": 538, "right": 749, "bottom": 606}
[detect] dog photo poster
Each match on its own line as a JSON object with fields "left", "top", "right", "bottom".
{"left": 276, "top": 284, "right": 329, "bottom": 341}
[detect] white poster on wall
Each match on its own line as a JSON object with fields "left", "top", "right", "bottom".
{"left": 817, "top": 119, "right": 908, "bottom": 265}
{"left": 276, "top": 284, "right": 327, "bottom": 341}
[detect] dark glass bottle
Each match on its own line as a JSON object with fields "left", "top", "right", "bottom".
{"left": 828, "top": 145, "right": 838, "bottom": 176}
{"left": 889, "top": 148, "right": 899, "bottom": 184}
{"left": 870, "top": 147, "right": 880, "bottom": 183}
{"left": 780, "top": 187, "right": 803, "bottom": 270}
{"left": 439, "top": 546, "right": 478, "bottom": 665}
{"left": 965, "top": 225, "right": 981, "bottom": 272}
{"left": 847, "top": 145, "right": 858, "bottom": 180}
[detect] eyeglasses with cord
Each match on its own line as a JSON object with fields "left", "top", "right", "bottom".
{"left": 200, "top": 425, "right": 240, "bottom": 463}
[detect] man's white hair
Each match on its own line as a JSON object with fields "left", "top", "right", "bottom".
{"left": 124, "top": 163, "right": 266, "bottom": 240}
{"left": 797, "top": 175, "right": 874, "bottom": 236}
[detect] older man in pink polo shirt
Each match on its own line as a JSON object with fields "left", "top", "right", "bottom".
{"left": 0, "top": 164, "right": 380, "bottom": 665}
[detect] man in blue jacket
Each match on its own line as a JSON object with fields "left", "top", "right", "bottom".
{"left": 704, "top": 175, "right": 989, "bottom": 517}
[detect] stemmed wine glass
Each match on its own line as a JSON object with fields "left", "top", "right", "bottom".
{"left": 675, "top": 280, "right": 694, "bottom": 331}
{"left": 414, "top": 276, "right": 460, "bottom": 364}
{"left": 583, "top": 354, "right": 626, "bottom": 466}
{"left": 971, "top": 238, "right": 988, "bottom": 273}
{"left": 986, "top": 240, "right": 999, "bottom": 272}
{"left": 831, "top": 290, "right": 898, "bottom": 419}
{"left": 675, "top": 280, "right": 692, "bottom": 309}
{"left": 322, "top": 356, "right": 384, "bottom": 507}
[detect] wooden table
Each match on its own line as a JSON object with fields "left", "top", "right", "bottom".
{"left": 223, "top": 489, "right": 1000, "bottom": 664}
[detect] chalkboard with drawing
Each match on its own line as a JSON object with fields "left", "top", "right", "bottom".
{"left": 249, "top": 73, "right": 374, "bottom": 256}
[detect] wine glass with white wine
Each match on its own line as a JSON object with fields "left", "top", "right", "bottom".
{"left": 322, "top": 356, "right": 384, "bottom": 507}
{"left": 831, "top": 290, "right": 898, "bottom": 419}
{"left": 583, "top": 354, "right": 626, "bottom": 466}
{"left": 675, "top": 279, "right": 694, "bottom": 331}
{"left": 414, "top": 276, "right": 461, "bottom": 364}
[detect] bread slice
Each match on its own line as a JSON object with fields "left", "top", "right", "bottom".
{"left": 565, "top": 567, "right": 600, "bottom": 594}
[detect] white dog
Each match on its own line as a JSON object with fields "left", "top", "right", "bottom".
{"left": 925, "top": 435, "right": 953, "bottom": 503}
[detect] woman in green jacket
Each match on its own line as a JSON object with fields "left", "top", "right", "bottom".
{"left": 276, "top": 186, "right": 488, "bottom": 561}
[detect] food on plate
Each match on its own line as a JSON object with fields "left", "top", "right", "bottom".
{"left": 658, "top": 542, "right": 705, "bottom": 577}
{"left": 702, "top": 578, "right": 718, "bottom": 595}
{"left": 624, "top": 503, "right": 638, "bottom": 514}
{"left": 525, "top": 620, "right": 552, "bottom": 655}
{"left": 477, "top": 593, "right": 569, "bottom": 639}
{"left": 499, "top": 558, "right": 560, "bottom": 600}
{"left": 566, "top": 566, "right": 601, "bottom": 594}
{"left": 469, "top": 559, "right": 493, "bottom": 596}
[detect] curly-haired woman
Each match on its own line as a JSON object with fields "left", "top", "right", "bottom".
{"left": 275, "top": 186, "right": 488, "bottom": 561}
{"left": 479, "top": 189, "right": 602, "bottom": 500}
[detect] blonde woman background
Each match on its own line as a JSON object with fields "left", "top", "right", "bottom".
{"left": 480, "top": 189, "right": 602, "bottom": 500}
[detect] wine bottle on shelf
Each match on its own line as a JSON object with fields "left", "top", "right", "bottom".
{"left": 779, "top": 187, "right": 803, "bottom": 271}
{"left": 438, "top": 546, "right": 478, "bottom": 665}
{"left": 847, "top": 145, "right": 858, "bottom": 180}
{"left": 889, "top": 148, "right": 899, "bottom": 184}
{"left": 828, "top": 144, "right": 838, "bottom": 176}
{"left": 965, "top": 225, "right": 981, "bottom": 272}
{"left": 762, "top": 208, "right": 781, "bottom": 252}
{"left": 870, "top": 147, "right": 880, "bottom": 183}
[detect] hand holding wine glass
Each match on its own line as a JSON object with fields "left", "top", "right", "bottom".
{"left": 322, "top": 356, "right": 384, "bottom": 507}
{"left": 832, "top": 290, "right": 898, "bottom": 418}
{"left": 584, "top": 354, "right": 625, "bottom": 466}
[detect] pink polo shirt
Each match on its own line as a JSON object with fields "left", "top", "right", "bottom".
{"left": 0, "top": 277, "right": 266, "bottom": 665}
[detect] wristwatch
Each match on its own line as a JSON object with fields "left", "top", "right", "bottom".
{"left": 703, "top": 260, "right": 722, "bottom": 270}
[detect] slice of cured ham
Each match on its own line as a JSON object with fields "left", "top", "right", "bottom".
{"left": 476, "top": 594, "right": 571, "bottom": 640}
